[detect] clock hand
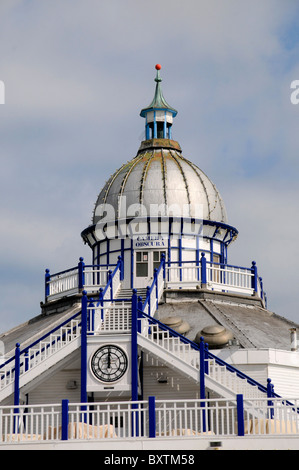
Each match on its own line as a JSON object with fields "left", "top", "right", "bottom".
{"left": 107, "top": 348, "right": 111, "bottom": 369}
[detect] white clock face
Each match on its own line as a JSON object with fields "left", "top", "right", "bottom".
{"left": 91, "top": 345, "right": 128, "bottom": 383}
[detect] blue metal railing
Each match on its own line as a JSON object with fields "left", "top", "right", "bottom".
{"left": 134, "top": 302, "right": 280, "bottom": 403}
{"left": 165, "top": 253, "right": 267, "bottom": 306}
{"left": 45, "top": 256, "right": 123, "bottom": 302}
{"left": 142, "top": 254, "right": 165, "bottom": 315}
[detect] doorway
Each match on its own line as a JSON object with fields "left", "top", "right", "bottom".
{"left": 134, "top": 250, "right": 166, "bottom": 288}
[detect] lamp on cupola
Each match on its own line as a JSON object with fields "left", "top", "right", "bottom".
{"left": 140, "top": 64, "right": 178, "bottom": 140}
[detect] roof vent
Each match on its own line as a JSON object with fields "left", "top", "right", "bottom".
{"left": 195, "top": 324, "right": 234, "bottom": 349}
{"left": 160, "top": 316, "right": 190, "bottom": 335}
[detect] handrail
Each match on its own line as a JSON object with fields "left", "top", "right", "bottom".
{"left": 142, "top": 255, "right": 165, "bottom": 316}
{"left": 165, "top": 254, "right": 266, "bottom": 305}
{"left": 0, "top": 311, "right": 82, "bottom": 371}
{"left": 2, "top": 396, "right": 299, "bottom": 443}
{"left": 138, "top": 309, "right": 270, "bottom": 396}
{"left": 45, "top": 257, "right": 123, "bottom": 302}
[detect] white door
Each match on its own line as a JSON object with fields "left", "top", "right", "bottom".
{"left": 134, "top": 250, "right": 166, "bottom": 288}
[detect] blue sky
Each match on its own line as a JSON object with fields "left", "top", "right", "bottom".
{"left": 0, "top": 0, "right": 299, "bottom": 332}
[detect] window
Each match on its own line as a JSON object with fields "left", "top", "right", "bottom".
{"left": 136, "top": 251, "right": 148, "bottom": 277}
{"left": 153, "top": 251, "right": 166, "bottom": 271}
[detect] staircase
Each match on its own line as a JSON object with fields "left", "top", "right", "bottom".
{"left": 137, "top": 314, "right": 268, "bottom": 401}
{"left": 116, "top": 287, "right": 148, "bottom": 302}
{"left": 0, "top": 279, "right": 276, "bottom": 406}
{"left": 0, "top": 307, "right": 82, "bottom": 403}
{"left": 97, "top": 287, "right": 147, "bottom": 333}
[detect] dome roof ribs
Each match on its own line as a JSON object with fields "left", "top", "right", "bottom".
{"left": 182, "top": 157, "right": 227, "bottom": 223}
{"left": 102, "top": 163, "right": 127, "bottom": 205}
{"left": 169, "top": 149, "right": 191, "bottom": 213}
{"left": 180, "top": 156, "right": 212, "bottom": 218}
{"left": 117, "top": 154, "right": 143, "bottom": 218}
{"left": 139, "top": 150, "right": 156, "bottom": 206}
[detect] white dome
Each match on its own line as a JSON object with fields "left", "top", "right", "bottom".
{"left": 93, "top": 139, "right": 227, "bottom": 225}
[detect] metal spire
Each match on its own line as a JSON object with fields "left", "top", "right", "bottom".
{"left": 140, "top": 65, "right": 177, "bottom": 140}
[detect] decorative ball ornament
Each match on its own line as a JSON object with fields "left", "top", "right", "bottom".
{"left": 155, "top": 64, "right": 162, "bottom": 70}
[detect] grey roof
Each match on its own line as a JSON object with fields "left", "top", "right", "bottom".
{"left": 0, "top": 303, "right": 81, "bottom": 357}
{"left": 155, "top": 290, "right": 299, "bottom": 351}
{"left": 1, "top": 290, "right": 298, "bottom": 360}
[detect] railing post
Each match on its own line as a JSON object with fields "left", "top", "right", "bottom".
{"left": 161, "top": 253, "right": 166, "bottom": 281}
{"left": 88, "top": 298, "right": 95, "bottom": 334}
{"left": 148, "top": 396, "right": 156, "bottom": 438}
{"left": 78, "top": 257, "right": 85, "bottom": 290}
{"left": 118, "top": 255, "right": 124, "bottom": 281}
{"left": 81, "top": 291, "right": 88, "bottom": 418}
{"left": 131, "top": 289, "right": 139, "bottom": 437}
{"left": 237, "top": 394, "right": 245, "bottom": 436}
{"left": 199, "top": 336, "right": 206, "bottom": 400}
{"left": 108, "top": 270, "right": 113, "bottom": 300}
{"left": 146, "top": 286, "right": 150, "bottom": 316}
{"left": 24, "top": 350, "right": 29, "bottom": 372}
{"left": 154, "top": 268, "right": 158, "bottom": 309}
{"left": 251, "top": 261, "right": 258, "bottom": 294}
{"left": 13, "top": 343, "right": 20, "bottom": 433}
{"left": 259, "top": 276, "right": 264, "bottom": 301}
{"left": 204, "top": 342, "right": 209, "bottom": 374}
{"left": 137, "top": 296, "right": 143, "bottom": 333}
{"left": 61, "top": 399, "right": 69, "bottom": 441}
{"left": 131, "top": 289, "right": 138, "bottom": 402}
{"left": 267, "top": 378, "right": 274, "bottom": 419}
{"left": 200, "top": 253, "right": 207, "bottom": 288}
{"left": 14, "top": 343, "right": 20, "bottom": 408}
{"left": 199, "top": 336, "right": 206, "bottom": 433}
{"left": 98, "top": 288, "right": 104, "bottom": 321}
{"left": 45, "top": 269, "right": 50, "bottom": 302}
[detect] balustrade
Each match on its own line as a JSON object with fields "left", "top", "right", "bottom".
{"left": 45, "top": 257, "right": 123, "bottom": 303}
{"left": 1, "top": 395, "right": 298, "bottom": 444}
{"left": 165, "top": 254, "right": 266, "bottom": 305}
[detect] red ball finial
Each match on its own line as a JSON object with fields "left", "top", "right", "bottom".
{"left": 155, "top": 64, "right": 161, "bottom": 70}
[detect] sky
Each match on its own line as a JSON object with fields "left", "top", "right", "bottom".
{"left": 0, "top": 0, "right": 299, "bottom": 332}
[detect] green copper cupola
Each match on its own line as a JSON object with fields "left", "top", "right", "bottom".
{"left": 140, "top": 64, "right": 178, "bottom": 140}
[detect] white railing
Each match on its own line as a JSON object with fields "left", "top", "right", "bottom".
{"left": 83, "top": 266, "right": 110, "bottom": 293}
{"left": 140, "top": 318, "right": 199, "bottom": 369}
{"left": 207, "top": 357, "right": 265, "bottom": 399}
{"left": 68, "top": 401, "right": 146, "bottom": 439}
{"left": 0, "top": 403, "right": 62, "bottom": 443}
{"left": 166, "top": 263, "right": 200, "bottom": 289}
{"left": 155, "top": 398, "right": 237, "bottom": 437}
{"left": 0, "top": 314, "right": 81, "bottom": 394}
{"left": 0, "top": 400, "right": 147, "bottom": 443}
{"left": 46, "top": 266, "right": 110, "bottom": 302}
{"left": 47, "top": 268, "right": 79, "bottom": 300}
{"left": 165, "top": 258, "right": 263, "bottom": 300}
{"left": 45, "top": 257, "right": 123, "bottom": 303}
{"left": 206, "top": 264, "right": 253, "bottom": 295}
{"left": 1, "top": 397, "right": 299, "bottom": 444}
